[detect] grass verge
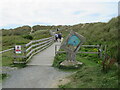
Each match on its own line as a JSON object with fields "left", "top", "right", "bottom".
{"left": 53, "top": 53, "right": 118, "bottom": 88}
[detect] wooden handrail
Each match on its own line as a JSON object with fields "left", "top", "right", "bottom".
{"left": 26, "top": 40, "right": 53, "bottom": 57}
{"left": 26, "top": 39, "right": 52, "bottom": 52}
{"left": 25, "top": 37, "right": 53, "bottom": 47}
{"left": 0, "top": 48, "right": 14, "bottom": 54}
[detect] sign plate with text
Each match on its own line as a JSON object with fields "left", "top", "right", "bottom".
{"left": 61, "top": 30, "right": 85, "bottom": 53}
{"left": 15, "top": 45, "right": 22, "bottom": 54}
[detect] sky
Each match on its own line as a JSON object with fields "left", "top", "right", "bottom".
{"left": 0, "top": 0, "right": 119, "bottom": 29}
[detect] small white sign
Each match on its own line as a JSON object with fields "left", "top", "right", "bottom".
{"left": 15, "top": 45, "right": 21, "bottom": 54}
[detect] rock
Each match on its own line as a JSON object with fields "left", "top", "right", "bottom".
{"left": 60, "top": 60, "right": 83, "bottom": 68}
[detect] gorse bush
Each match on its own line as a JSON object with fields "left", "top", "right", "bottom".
{"left": 2, "top": 25, "right": 31, "bottom": 36}
{"left": 23, "top": 35, "right": 33, "bottom": 40}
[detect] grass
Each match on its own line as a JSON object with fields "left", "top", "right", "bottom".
{"left": 59, "top": 65, "right": 118, "bottom": 88}
{"left": 2, "top": 29, "right": 52, "bottom": 67}
{"left": 0, "top": 73, "right": 9, "bottom": 83}
{"left": 59, "top": 17, "right": 118, "bottom": 60}
{"left": 52, "top": 47, "right": 101, "bottom": 68}
{"left": 2, "top": 50, "right": 13, "bottom": 67}
{"left": 31, "top": 30, "right": 51, "bottom": 40}
{"left": 52, "top": 49, "right": 118, "bottom": 88}
{"left": 55, "top": 54, "right": 118, "bottom": 88}
{"left": 2, "top": 73, "right": 8, "bottom": 80}
{"left": 2, "top": 16, "right": 119, "bottom": 67}
{"left": 52, "top": 53, "right": 66, "bottom": 68}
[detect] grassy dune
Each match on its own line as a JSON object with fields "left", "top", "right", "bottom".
{"left": 52, "top": 16, "right": 119, "bottom": 88}
{"left": 2, "top": 29, "right": 51, "bottom": 66}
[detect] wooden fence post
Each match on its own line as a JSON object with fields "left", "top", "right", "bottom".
{"left": 23, "top": 45, "right": 26, "bottom": 63}
{"left": 55, "top": 45, "right": 57, "bottom": 55}
{"left": 100, "top": 45, "right": 103, "bottom": 59}
{"left": 13, "top": 45, "right": 16, "bottom": 64}
{"left": 104, "top": 45, "right": 107, "bottom": 54}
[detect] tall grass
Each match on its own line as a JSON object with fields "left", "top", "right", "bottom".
{"left": 59, "top": 17, "right": 118, "bottom": 60}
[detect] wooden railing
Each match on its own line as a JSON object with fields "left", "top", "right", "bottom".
{"left": 0, "top": 48, "right": 14, "bottom": 54}
{"left": 13, "top": 36, "right": 54, "bottom": 64}
{"left": 55, "top": 44, "right": 105, "bottom": 59}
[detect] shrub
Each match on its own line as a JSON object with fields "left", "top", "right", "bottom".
{"left": 23, "top": 35, "right": 33, "bottom": 40}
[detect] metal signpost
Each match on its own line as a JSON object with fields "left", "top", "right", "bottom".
{"left": 60, "top": 30, "right": 85, "bottom": 67}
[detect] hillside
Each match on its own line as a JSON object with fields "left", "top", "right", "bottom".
{"left": 52, "top": 16, "right": 119, "bottom": 88}
{"left": 59, "top": 16, "right": 118, "bottom": 60}
{"left": 74, "top": 16, "right": 118, "bottom": 59}
{"left": 1, "top": 16, "right": 119, "bottom": 66}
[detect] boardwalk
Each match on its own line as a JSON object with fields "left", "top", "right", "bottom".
{"left": 2, "top": 42, "right": 72, "bottom": 88}
{"left": 27, "top": 42, "right": 58, "bottom": 66}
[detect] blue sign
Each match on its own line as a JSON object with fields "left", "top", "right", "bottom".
{"left": 68, "top": 35, "right": 81, "bottom": 46}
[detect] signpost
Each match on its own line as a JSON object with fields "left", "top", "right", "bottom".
{"left": 60, "top": 30, "right": 85, "bottom": 67}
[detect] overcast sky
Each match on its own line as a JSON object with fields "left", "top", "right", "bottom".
{"left": 0, "top": 0, "right": 119, "bottom": 29}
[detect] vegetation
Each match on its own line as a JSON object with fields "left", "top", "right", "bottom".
{"left": 59, "top": 17, "right": 118, "bottom": 61}
{"left": 59, "top": 65, "right": 118, "bottom": 88}
{"left": 53, "top": 52, "right": 118, "bottom": 88}
{"left": 22, "top": 35, "right": 33, "bottom": 40}
{"left": 52, "top": 16, "right": 119, "bottom": 88}
{"left": 52, "top": 53, "right": 66, "bottom": 68}
{"left": 30, "top": 30, "right": 51, "bottom": 40}
{"left": 2, "top": 27, "right": 52, "bottom": 66}
{"left": 1, "top": 15, "right": 119, "bottom": 87}
{"left": 1, "top": 16, "right": 118, "bottom": 68}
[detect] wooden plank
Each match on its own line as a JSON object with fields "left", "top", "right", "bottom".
{"left": 25, "top": 53, "right": 34, "bottom": 63}
{"left": 25, "top": 41, "right": 33, "bottom": 47}
{"left": 99, "top": 45, "right": 103, "bottom": 58}
{"left": 13, "top": 55, "right": 26, "bottom": 58}
{"left": 82, "top": 45, "right": 100, "bottom": 48}
{"left": 55, "top": 44, "right": 100, "bottom": 48}
{"left": 55, "top": 45, "right": 57, "bottom": 55}
{"left": 78, "top": 52, "right": 99, "bottom": 54}
{"left": 26, "top": 41, "right": 53, "bottom": 57}
{"left": 26, "top": 41, "right": 53, "bottom": 63}
{"left": 25, "top": 37, "right": 53, "bottom": 47}
{"left": 26, "top": 39, "right": 52, "bottom": 52}
{"left": 33, "top": 37, "right": 53, "bottom": 43}
{"left": 14, "top": 61, "right": 25, "bottom": 63}
{"left": 56, "top": 51, "right": 99, "bottom": 54}
{"left": 56, "top": 51, "right": 66, "bottom": 54}
{"left": 0, "top": 48, "right": 14, "bottom": 54}
{"left": 33, "top": 42, "right": 52, "bottom": 56}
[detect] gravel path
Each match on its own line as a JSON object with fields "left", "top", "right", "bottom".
{"left": 2, "top": 42, "right": 72, "bottom": 88}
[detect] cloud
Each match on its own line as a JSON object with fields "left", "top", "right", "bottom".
{"left": 0, "top": 0, "right": 119, "bottom": 29}
{"left": 73, "top": 11, "right": 84, "bottom": 15}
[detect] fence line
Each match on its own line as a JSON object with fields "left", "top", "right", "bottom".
{"left": 0, "top": 48, "right": 14, "bottom": 54}
{"left": 26, "top": 40, "right": 53, "bottom": 57}
{"left": 26, "top": 41, "right": 53, "bottom": 63}
{"left": 26, "top": 39, "right": 52, "bottom": 52}
{"left": 13, "top": 36, "right": 54, "bottom": 63}
{"left": 55, "top": 44, "right": 105, "bottom": 59}
{"left": 2, "top": 30, "right": 55, "bottom": 64}
{"left": 25, "top": 37, "right": 53, "bottom": 47}
{"left": 0, "top": 37, "right": 53, "bottom": 54}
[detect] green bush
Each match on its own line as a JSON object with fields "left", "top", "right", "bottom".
{"left": 23, "top": 35, "right": 33, "bottom": 40}
{"left": 52, "top": 53, "right": 66, "bottom": 68}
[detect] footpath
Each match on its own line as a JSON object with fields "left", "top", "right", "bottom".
{"left": 2, "top": 42, "right": 72, "bottom": 88}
